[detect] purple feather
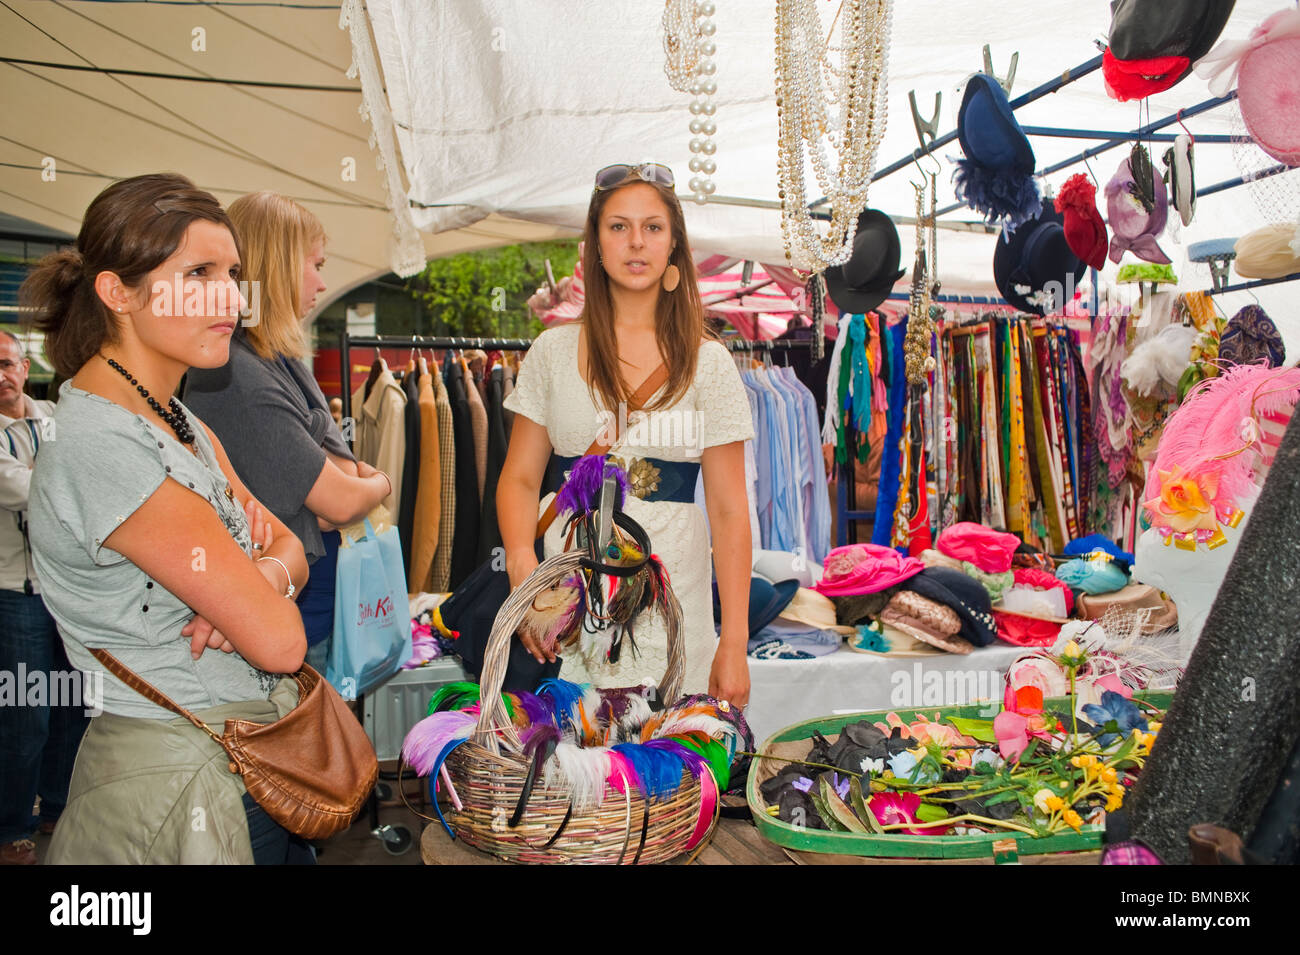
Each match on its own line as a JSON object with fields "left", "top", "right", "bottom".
{"left": 953, "top": 158, "right": 1042, "bottom": 234}
{"left": 554, "top": 454, "right": 628, "bottom": 518}
{"left": 513, "top": 691, "right": 555, "bottom": 729}
{"left": 521, "top": 723, "right": 560, "bottom": 757}
{"left": 401, "top": 711, "right": 475, "bottom": 776}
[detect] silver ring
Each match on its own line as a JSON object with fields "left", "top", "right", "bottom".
{"left": 251, "top": 542, "right": 263, "bottom": 552}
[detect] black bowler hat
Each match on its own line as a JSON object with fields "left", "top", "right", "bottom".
{"left": 824, "top": 209, "right": 906, "bottom": 314}
{"left": 993, "top": 205, "right": 1087, "bottom": 316}
{"left": 900, "top": 566, "right": 999, "bottom": 648}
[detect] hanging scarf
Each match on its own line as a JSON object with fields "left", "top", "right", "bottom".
{"left": 821, "top": 315, "right": 851, "bottom": 447}
{"left": 1005, "top": 320, "right": 1029, "bottom": 535}
{"left": 849, "top": 312, "right": 871, "bottom": 435}
{"left": 872, "top": 320, "right": 908, "bottom": 548}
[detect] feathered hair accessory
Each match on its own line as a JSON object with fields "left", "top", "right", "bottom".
{"left": 1142, "top": 363, "right": 1300, "bottom": 550}
{"left": 554, "top": 454, "right": 628, "bottom": 518}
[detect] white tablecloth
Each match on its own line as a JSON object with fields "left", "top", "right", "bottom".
{"left": 744, "top": 643, "right": 1028, "bottom": 745}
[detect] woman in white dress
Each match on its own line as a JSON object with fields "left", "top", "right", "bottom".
{"left": 498, "top": 163, "right": 754, "bottom": 705}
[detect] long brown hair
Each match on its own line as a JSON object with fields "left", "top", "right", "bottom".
{"left": 20, "top": 173, "right": 238, "bottom": 378}
{"left": 578, "top": 175, "right": 716, "bottom": 413}
{"left": 227, "top": 191, "right": 326, "bottom": 361}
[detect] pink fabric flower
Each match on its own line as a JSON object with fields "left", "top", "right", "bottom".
{"left": 867, "top": 792, "right": 951, "bottom": 836}
{"left": 1008, "top": 655, "right": 1069, "bottom": 699}
{"left": 993, "top": 684, "right": 1057, "bottom": 761}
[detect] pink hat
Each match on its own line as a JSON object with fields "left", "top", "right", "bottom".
{"left": 1197, "top": 9, "right": 1300, "bottom": 166}
{"left": 935, "top": 522, "right": 1021, "bottom": 574}
{"left": 814, "top": 543, "right": 924, "bottom": 597}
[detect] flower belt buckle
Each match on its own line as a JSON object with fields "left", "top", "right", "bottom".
{"left": 609, "top": 454, "right": 661, "bottom": 500}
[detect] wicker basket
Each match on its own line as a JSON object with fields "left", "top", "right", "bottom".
{"left": 442, "top": 549, "right": 716, "bottom": 864}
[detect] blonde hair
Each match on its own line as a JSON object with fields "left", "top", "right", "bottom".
{"left": 226, "top": 191, "right": 327, "bottom": 360}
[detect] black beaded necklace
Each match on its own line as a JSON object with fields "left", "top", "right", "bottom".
{"left": 104, "top": 357, "right": 196, "bottom": 446}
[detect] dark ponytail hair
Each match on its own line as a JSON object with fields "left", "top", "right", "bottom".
{"left": 20, "top": 173, "right": 238, "bottom": 378}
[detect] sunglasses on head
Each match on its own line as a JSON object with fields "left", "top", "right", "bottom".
{"left": 593, "top": 163, "right": 676, "bottom": 193}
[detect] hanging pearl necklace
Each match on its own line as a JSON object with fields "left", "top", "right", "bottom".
{"left": 104, "top": 357, "right": 197, "bottom": 446}
{"left": 663, "top": 0, "right": 719, "bottom": 203}
{"left": 774, "top": 0, "right": 893, "bottom": 273}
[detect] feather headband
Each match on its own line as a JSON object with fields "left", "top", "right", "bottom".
{"left": 1143, "top": 363, "right": 1300, "bottom": 548}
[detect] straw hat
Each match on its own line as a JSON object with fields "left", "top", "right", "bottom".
{"left": 775, "top": 587, "right": 856, "bottom": 636}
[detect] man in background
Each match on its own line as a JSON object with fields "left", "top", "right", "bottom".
{"left": 0, "top": 331, "right": 87, "bottom": 865}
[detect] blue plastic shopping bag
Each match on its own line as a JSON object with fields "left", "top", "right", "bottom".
{"left": 329, "top": 517, "right": 412, "bottom": 699}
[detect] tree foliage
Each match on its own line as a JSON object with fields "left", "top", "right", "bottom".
{"left": 405, "top": 240, "right": 580, "bottom": 338}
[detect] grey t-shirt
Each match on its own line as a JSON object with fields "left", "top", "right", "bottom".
{"left": 183, "top": 334, "right": 354, "bottom": 564}
{"left": 28, "top": 381, "right": 280, "bottom": 720}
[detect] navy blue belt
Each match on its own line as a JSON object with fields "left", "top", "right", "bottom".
{"left": 544, "top": 453, "right": 700, "bottom": 504}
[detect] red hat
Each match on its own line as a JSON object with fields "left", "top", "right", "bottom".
{"left": 1103, "top": 0, "right": 1237, "bottom": 102}
{"left": 1054, "top": 174, "right": 1108, "bottom": 271}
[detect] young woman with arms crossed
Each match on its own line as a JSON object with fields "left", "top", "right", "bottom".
{"left": 23, "top": 174, "right": 315, "bottom": 863}
{"left": 497, "top": 163, "right": 755, "bottom": 706}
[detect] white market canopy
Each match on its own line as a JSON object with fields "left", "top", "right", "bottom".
{"left": 4, "top": 1, "right": 1300, "bottom": 349}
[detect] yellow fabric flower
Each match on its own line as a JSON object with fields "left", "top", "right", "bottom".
{"left": 1100, "top": 766, "right": 1117, "bottom": 784}
{"left": 1144, "top": 466, "right": 1219, "bottom": 534}
{"left": 1105, "top": 794, "right": 1123, "bottom": 812}
{"left": 1063, "top": 809, "right": 1083, "bottom": 831}
{"left": 1045, "top": 795, "right": 1066, "bottom": 812}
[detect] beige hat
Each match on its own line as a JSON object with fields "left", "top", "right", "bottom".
{"left": 776, "top": 587, "right": 856, "bottom": 635}
{"left": 880, "top": 591, "right": 975, "bottom": 655}
{"left": 1234, "top": 224, "right": 1300, "bottom": 279}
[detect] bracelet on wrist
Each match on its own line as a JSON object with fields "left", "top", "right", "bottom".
{"left": 256, "top": 555, "right": 296, "bottom": 599}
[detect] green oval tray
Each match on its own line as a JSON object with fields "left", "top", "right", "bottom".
{"left": 746, "top": 692, "right": 1172, "bottom": 859}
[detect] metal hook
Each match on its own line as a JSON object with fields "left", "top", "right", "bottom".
{"left": 982, "top": 44, "right": 1018, "bottom": 95}
{"left": 908, "top": 89, "right": 942, "bottom": 152}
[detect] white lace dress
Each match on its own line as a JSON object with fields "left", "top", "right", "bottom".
{"left": 501, "top": 322, "right": 755, "bottom": 695}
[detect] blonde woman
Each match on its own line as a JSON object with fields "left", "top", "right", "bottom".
{"left": 184, "top": 192, "right": 390, "bottom": 671}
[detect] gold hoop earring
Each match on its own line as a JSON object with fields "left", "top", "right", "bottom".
{"left": 662, "top": 264, "right": 680, "bottom": 293}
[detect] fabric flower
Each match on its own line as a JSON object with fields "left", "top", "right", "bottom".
{"left": 1032, "top": 788, "right": 1054, "bottom": 814}
{"left": 1082, "top": 691, "right": 1149, "bottom": 747}
{"left": 1144, "top": 465, "right": 1219, "bottom": 534}
{"left": 993, "top": 684, "right": 1056, "bottom": 761}
{"left": 1008, "top": 655, "right": 1068, "bottom": 699}
{"left": 866, "top": 792, "right": 950, "bottom": 836}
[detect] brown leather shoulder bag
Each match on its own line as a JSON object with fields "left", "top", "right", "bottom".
{"left": 90, "top": 649, "right": 378, "bottom": 841}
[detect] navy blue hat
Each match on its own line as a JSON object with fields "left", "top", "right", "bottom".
{"left": 713, "top": 577, "right": 799, "bottom": 638}
{"left": 993, "top": 204, "right": 1087, "bottom": 316}
{"left": 900, "top": 567, "right": 998, "bottom": 648}
{"left": 954, "top": 73, "right": 1041, "bottom": 233}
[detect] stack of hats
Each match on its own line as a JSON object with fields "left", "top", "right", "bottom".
{"left": 1056, "top": 535, "right": 1133, "bottom": 596}
{"left": 993, "top": 567, "right": 1075, "bottom": 647}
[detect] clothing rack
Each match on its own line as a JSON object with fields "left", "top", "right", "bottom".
{"left": 723, "top": 338, "right": 813, "bottom": 353}
{"left": 1205, "top": 271, "right": 1300, "bottom": 297}
{"left": 339, "top": 332, "right": 533, "bottom": 426}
